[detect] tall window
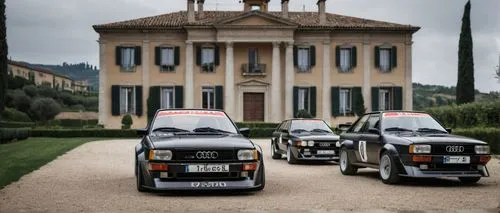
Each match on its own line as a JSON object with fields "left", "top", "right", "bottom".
{"left": 161, "top": 87, "right": 174, "bottom": 109}
{"left": 297, "top": 47, "right": 310, "bottom": 72}
{"left": 201, "top": 47, "right": 215, "bottom": 72}
{"left": 248, "top": 48, "right": 261, "bottom": 73}
{"left": 202, "top": 87, "right": 215, "bottom": 109}
{"left": 160, "top": 47, "right": 175, "bottom": 72}
{"left": 120, "top": 86, "right": 136, "bottom": 114}
{"left": 298, "top": 88, "right": 310, "bottom": 111}
{"left": 379, "top": 48, "right": 391, "bottom": 72}
{"left": 339, "top": 88, "right": 352, "bottom": 115}
{"left": 379, "top": 89, "right": 393, "bottom": 111}
{"left": 121, "top": 47, "right": 136, "bottom": 71}
{"left": 340, "top": 48, "right": 352, "bottom": 72}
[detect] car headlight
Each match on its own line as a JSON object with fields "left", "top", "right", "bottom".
{"left": 475, "top": 145, "right": 490, "bottom": 154}
{"left": 409, "top": 144, "right": 431, "bottom": 154}
{"left": 149, "top": 150, "right": 173, "bottom": 160}
{"left": 307, "top": 141, "right": 315, "bottom": 147}
{"left": 238, "top": 149, "right": 258, "bottom": 161}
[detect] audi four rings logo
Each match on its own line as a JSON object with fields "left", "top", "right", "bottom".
{"left": 446, "top": 145, "right": 465, "bottom": 153}
{"left": 196, "top": 151, "right": 218, "bottom": 159}
{"left": 320, "top": 143, "right": 330, "bottom": 147}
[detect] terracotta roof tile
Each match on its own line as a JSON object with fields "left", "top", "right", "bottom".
{"left": 8, "top": 60, "right": 73, "bottom": 80}
{"left": 93, "top": 11, "right": 420, "bottom": 32}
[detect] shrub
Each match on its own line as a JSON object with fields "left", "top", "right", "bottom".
{"left": 296, "top": 110, "right": 313, "bottom": 118}
{"left": 0, "top": 121, "right": 35, "bottom": 128}
{"left": 236, "top": 122, "right": 280, "bottom": 129}
{"left": 70, "top": 104, "right": 85, "bottom": 111}
{"left": 453, "top": 128, "right": 500, "bottom": 154}
{"left": 122, "top": 114, "right": 133, "bottom": 129}
{"left": 29, "top": 98, "right": 62, "bottom": 122}
{"left": 37, "top": 86, "right": 58, "bottom": 99}
{"left": 7, "top": 76, "right": 33, "bottom": 90}
{"left": 426, "top": 101, "right": 500, "bottom": 128}
{"left": 22, "top": 85, "right": 38, "bottom": 97}
{"left": 30, "top": 129, "right": 138, "bottom": 138}
{"left": 11, "top": 90, "right": 31, "bottom": 113}
{"left": 58, "top": 92, "right": 78, "bottom": 106}
{"left": 248, "top": 128, "right": 275, "bottom": 138}
{"left": 0, "top": 128, "right": 31, "bottom": 144}
{"left": 1, "top": 108, "right": 32, "bottom": 122}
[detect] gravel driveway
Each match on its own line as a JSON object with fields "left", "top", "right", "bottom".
{"left": 0, "top": 139, "right": 499, "bottom": 213}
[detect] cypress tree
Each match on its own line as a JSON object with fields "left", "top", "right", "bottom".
{"left": 456, "top": 0, "right": 475, "bottom": 104}
{"left": 0, "top": 0, "right": 7, "bottom": 116}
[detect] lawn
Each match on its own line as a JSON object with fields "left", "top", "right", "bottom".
{"left": 0, "top": 137, "right": 105, "bottom": 189}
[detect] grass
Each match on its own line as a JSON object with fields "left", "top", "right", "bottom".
{"left": 0, "top": 137, "right": 105, "bottom": 189}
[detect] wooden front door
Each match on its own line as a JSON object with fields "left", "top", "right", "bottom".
{"left": 243, "top": 93, "right": 265, "bottom": 121}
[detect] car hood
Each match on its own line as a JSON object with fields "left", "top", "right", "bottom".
{"left": 293, "top": 133, "right": 340, "bottom": 141}
{"left": 149, "top": 134, "right": 255, "bottom": 149}
{"left": 389, "top": 133, "right": 487, "bottom": 145}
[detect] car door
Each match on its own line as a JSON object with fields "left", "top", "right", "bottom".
{"left": 359, "top": 114, "right": 382, "bottom": 165}
{"left": 278, "top": 120, "right": 291, "bottom": 151}
{"left": 343, "top": 115, "right": 370, "bottom": 163}
{"left": 272, "top": 121, "right": 285, "bottom": 145}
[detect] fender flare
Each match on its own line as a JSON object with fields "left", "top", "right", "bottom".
{"left": 379, "top": 143, "right": 399, "bottom": 158}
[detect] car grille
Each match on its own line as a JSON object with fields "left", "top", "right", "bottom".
{"left": 173, "top": 149, "right": 235, "bottom": 161}
{"left": 312, "top": 140, "right": 338, "bottom": 148}
{"left": 431, "top": 145, "right": 475, "bottom": 155}
{"left": 427, "top": 164, "right": 477, "bottom": 171}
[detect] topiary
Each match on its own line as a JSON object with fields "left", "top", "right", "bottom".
{"left": 29, "top": 98, "right": 62, "bottom": 123}
{"left": 22, "top": 85, "right": 38, "bottom": 97}
{"left": 122, "top": 114, "right": 133, "bottom": 129}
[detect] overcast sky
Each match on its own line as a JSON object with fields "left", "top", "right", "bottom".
{"left": 5, "top": 0, "right": 500, "bottom": 92}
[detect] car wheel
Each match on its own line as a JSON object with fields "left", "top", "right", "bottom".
{"left": 458, "top": 177, "right": 481, "bottom": 184}
{"left": 379, "top": 152, "right": 401, "bottom": 184}
{"left": 136, "top": 162, "right": 148, "bottom": 192}
{"left": 339, "top": 148, "right": 357, "bottom": 175}
{"left": 271, "top": 140, "right": 282, "bottom": 159}
{"left": 286, "top": 146, "right": 298, "bottom": 164}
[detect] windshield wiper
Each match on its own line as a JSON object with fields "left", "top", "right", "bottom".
{"left": 291, "top": 129, "right": 309, "bottom": 133}
{"left": 192, "top": 127, "right": 232, "bottom": 134}
{"left": 311, "top": 129, "right": 331, "bottom": 133}
{"left": 384, "top": 127, "right": 414, "bottom": 132}
{"left": 152, "top": 127, "right": 190, "bottom": 133}
{"left": 416, "top": 128, "right": 448, "bottom": 134}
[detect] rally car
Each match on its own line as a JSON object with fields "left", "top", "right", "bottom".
{"left": 270, "top": 119, "right": 340, "bottom": 164}
{"left": 339, "top": 111, "right": 492, "bottom": 184}
{"left": 135, "top": 109, "right": 265, "bottom": 192}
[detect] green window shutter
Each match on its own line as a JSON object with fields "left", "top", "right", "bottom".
{"left": 135, "top": 86, "right": 143, "bottom": 117}
{"left": 174, "top": 46, "right": 180, "bottom": 66}
{"left": 352, "top": 87, "right": 363, "bottom": 116}
{"left": 196, "top": 46, "right": 201, "bottom": 65}
{"left": 351, "top": 46, "right": 357, "bottom": 68}
{"left": 115, "top": 47, "right": 122, "bottom": 66}
{"left": 111, "top": 85, "right": 120, "bottom": 116}
{"left": 154, "top": 47, "right": 161, "bottom": 66}
{"left": 391, "top": 46, "right": 398, "bottom": 69}
{"left": 371, "top": 87, "right": 380, "bottom": 112}
{"left": 135, "top": 46, "right": 142, "bottom": 66}
{"left": 310, "top": 46, "right": 316, "bottom": 67}
{"left": 214, "top": 45, "right": 220, "bottom": 66}
{"left": 293, "top": 46, "right": 298, "bottom": 67}
{"left": 374, "top": 46, "right": 380, "bottom": 68}
{"left": 174, "top": 86, "right": 184, "bottom": 109}
{"left": 310, "top": 87, "right": 317, "bottom": 117}
{"left": 215, "top": 85, "right": 223, "bottom": 110}
{"left": 393, "top": 86, "right": 403, "bottom": 110}
{"left": 147, "top": 86, "right": 161, "bottom": 121}
{"left": 331, "top": 87, "right": 339, "bottom": 116}
{"left": 335, "top": 46, "right": 340, "bottom": 68}
{"left": 293, "top": 87, "right": 299, "bottom": 118}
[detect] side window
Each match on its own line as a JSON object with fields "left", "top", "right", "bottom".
{"left": 276, "top": 122, "right": 285, "bottom": 132}
{"left": 351, "top": 115, "right": 369, "bottom": 133}
{"left": 284, "top": 121, "right": 291, "bottom": 132}
{"left": 362, "top": 115, "right": 381, "bottom": 133}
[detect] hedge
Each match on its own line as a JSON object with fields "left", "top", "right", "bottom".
{"left": 454, "top": 128, "right": 500, "bottom": 154}
{"left": 248, "top": 128, "right": 275, "bottom": 138}
{"left": 236, "top": 122, "right": 279, "bottom": 129}
{"left": 0, "top": 128, "right": 31, "bottom": 144}
{"left": 30, "top": 129, "right": 139, "bottom": 138}
{"left": 58, "top": 119, "right": 99, "bottom": 128}
{"left": 0, "top": 121, "right": 36, "bottom": 128}
{"left": 426, "top": 101, "right": 500, "bottom": 128}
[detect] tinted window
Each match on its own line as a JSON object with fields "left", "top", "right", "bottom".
{"left": 290, "top": 120, "right": 333, "bottom": 133}
{"left": 381, "top": 112, "right": 446, "bottom": 132}
{"left": 151, "top": 110, "right": 238, "bottom": 134}
{"left": 351, "top": 115, "right": 369, "bottom": 133}
{"left": 363, "top": 115, "right": 381, "bottom": 132}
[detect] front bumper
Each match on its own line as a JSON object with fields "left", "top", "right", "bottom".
{"left": 291, "top": 146, "right": 339, "bottom": 161}
{"left": 400, "top": 165, "right": 490, "bottom": 178}
{"left": 398, "top": 154, "right": 490, "bottom": 178}
{"left": 145, "top": 179, "right": 262, "bottom": 191}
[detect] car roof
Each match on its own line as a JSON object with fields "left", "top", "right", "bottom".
{"left": 156, "top": 108, "right": 225, "bottom": 113}
{"left": 281, "top": 118, "right": 326, "bottom": 123}
{"left": 364, "top": 110, "right": 429, "bottom": 115}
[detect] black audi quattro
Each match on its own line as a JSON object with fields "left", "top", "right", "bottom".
{"left": 135, "top": 109, "right": 265, "bottom": 192}
{"left": 270, "top": 119, "right": 340, "bottom": 164}
{"left": 339, "top": 111, "right": 492, "bottom": 184}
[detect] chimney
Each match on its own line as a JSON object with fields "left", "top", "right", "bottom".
{"left": 187, "top": 0, "right": 195, "bottom": 22}
{"left": 317, "top": 0, "right": 326, "bottom": 25}
{"left": 281, "top": 0, "right": 289, "bottom": 18}
{"left": 197, "top": 0, "right": 205, "bottom": 19}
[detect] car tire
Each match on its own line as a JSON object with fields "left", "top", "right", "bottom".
{"left": 136, "top": 162, "right": 148, "bottom": 192}
{"left": 458, "top": 177, "right": 481, "bottom": 184}
{"left": 379, "top": 152, "right": 401, "bottom": 184}
{"left": 271, "top": 140, "right": 282, "bottom": 160}
{"left": 286, "top": 146, "right": 298, "bottom": 164}
{"left": 339, "top": 148, "right": 357, "bottom": 175}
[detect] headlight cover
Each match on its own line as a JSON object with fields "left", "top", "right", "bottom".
{"left": 238, "top": 149, "right": 258, "bottom": 160}
{"left": 475, "top": 145, "right": 490, "bottom": 154}
{"left": 307, "top": 141, "right": 315, "bottom": 147}
{"left": 149, "top": 150, "right": 173, "bottom": 160}
{"left": 409, "top": 144, "right": 431, "bottom": 154}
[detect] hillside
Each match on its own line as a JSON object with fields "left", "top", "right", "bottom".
{"left": 34, "top": 62, "right": 99, "bottom": 91}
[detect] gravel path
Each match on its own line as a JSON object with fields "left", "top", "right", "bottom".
{"left": 0, "top": 139, "right": 499, "bottom": 213}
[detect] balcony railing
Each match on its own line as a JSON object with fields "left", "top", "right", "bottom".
{"left": 241, "top": 64, "right": 266, "bottom": 76}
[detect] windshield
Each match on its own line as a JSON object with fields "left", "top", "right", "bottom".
{"left": 151, "top": 110, "right": 238, "bottom": 134}
{"left": 290, "top": 120, "right": 333, "bottom": 133}
{"left": 381, "top": 112, "right": 447, "bottom": 133}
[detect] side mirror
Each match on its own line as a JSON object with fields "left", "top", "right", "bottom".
{"left": 446, "top": 128, "right": 452, "bottom": 134}
{"left": 368, "top": 128, "right": 381, "bottom": 135}
{"left": 239, "top": 128, "right": 251, "bottom": 138}
{"left": 137, "top": 128, "right": 148, "bottom": 136}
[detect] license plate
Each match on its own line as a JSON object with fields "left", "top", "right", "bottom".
{"left": 317, "top": 150, "right": 335, "bottom": 155}
{"left": 186, "top": 164, "right": 229, "bottom": 173}
{"left": 443, "top": 156, "right": 470, "bottom": 164}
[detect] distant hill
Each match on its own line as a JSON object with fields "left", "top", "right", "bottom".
{"left": 34, "top": 62, "right": 99, "bottom": 91}
{"left": 413, "top": 83, "right": 499, "bottom": 110}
